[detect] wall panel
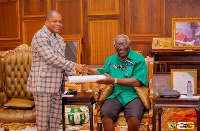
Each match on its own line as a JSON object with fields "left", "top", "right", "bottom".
{"left": 84, "top": 0, "right": 123, "bottom": 64}
{"left": 88, "top": 0, "right": 119, "bottom": 15}
{"left": 0, "top": 42, "right": 20, "bottom": 51}
{"left": 89, "top": 19, "right": 119, "bottom": 65}
{"left": 21, "top": 0, "right": 51, "bottom": 18}
{"left": 56, "top": 0, "right": 83, "bottom": 37}
{"left": 0, "top": 1, "right": 20, "bottom": 40}
{"left": 22, "top": 19, "right": 44, "bottom": 45}
{"left": 131, "top": 42, "right": 152, "bottom": 58}
{"left": 126, "top": 0, "right": 165, "bottom": 43}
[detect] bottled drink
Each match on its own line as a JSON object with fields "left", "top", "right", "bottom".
{"left": 187, "top": 80, "right": 193, "bottom": 97}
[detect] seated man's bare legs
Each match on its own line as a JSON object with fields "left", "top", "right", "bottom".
{"left": 124, "top": 98, "right": 145, "bottom": 131}
{"left": 100, "top": 98, "right": 123, "bottom": 131}
{"left": 102, "top": 116, "right": 115, "bottom": 131}
{"left": 128, "top": 116, "right": 140, "bottom": 131}
{"left": 101, "top": 98, "right": 144, "bottom": 131}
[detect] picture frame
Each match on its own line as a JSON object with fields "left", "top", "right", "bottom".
{"left": 152, "top": 37, "right": 172, "bottom": 49}
{"left": 153, "top": 73, "right": 171, "bottom": 95}
{"left": 172, "top": 18, "right": 200, "bottom": 50}
{"left": 63, "top": 37, "right": 82, "bottom": 64}
{"left": 171, "top": 69, "right": 197, "bottom": 94}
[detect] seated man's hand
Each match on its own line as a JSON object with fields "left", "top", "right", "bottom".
{"left": 96, "top": 73, "right": 114, "bottom": 84}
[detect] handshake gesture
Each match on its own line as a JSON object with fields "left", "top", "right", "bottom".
{"left": 76, "top": 64, "right": 88, "bottom": 75}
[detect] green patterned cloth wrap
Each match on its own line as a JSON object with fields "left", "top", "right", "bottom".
{"left": 65, "top": 105, "right": 89, "bottom": 125}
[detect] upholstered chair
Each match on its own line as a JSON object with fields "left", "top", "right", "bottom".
{"left": 0, "top": 59, "right": 5, "bottom": 107}
{"left": 0, "top": 44, "right": 36, "bottom": 123}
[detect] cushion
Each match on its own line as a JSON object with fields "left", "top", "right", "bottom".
{"left": 4, "top": 98, "right": 35, "bottom": 109}
{"left": 99, "top": 84, "right": 113, "bottom": 103}
{"left": 134, "top": 86, "right": 150, "bottom": 110}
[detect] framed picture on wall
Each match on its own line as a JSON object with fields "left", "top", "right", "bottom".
{"left": 172, "top": 18, "right": 200, "bottom": 50}
{"left": 171, "top": 69, "right": 197, "bottom": 94}
{"left": 152, "top": 38, "right": 172, "bottom": 49}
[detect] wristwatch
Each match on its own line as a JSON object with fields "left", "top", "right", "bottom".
{"left": 114, "top": 78, "right": 117, "bottom": 84}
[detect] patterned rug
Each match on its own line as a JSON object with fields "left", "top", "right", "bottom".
{"left": 0, "top": 123, "right": 37, "bottom": 131}
{"left": 161, "top": 108, "right": 197, "bottom": 131}
{"left": 0, "top": 108, "right": 197, "bottom": 131}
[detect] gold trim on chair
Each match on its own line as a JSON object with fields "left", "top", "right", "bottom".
{"left": 0, "top": 44, "right": 31, "bottom": 59}
{"left": 13, "top": 44, "right": 31, "bottom": 52}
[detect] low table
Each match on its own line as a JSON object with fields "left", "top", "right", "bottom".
{"left": 153, "top": 95, "right": 200, "bottom": 131}
{"left": 62, "top": 92, "right": 96, "bottom": 131}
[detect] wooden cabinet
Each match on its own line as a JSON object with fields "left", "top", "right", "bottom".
{"left": 152, "top": 49, "right": 200, "bottom": 93}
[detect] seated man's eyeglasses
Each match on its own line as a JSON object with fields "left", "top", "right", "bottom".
{"left": 114, "top": 43, "right": 128, "bottom": 49}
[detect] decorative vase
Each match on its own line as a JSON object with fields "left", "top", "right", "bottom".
{"left": 65, "top": 105, "right": 90, "bottom": 125}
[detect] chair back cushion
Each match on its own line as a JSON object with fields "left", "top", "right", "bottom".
{"left": 98, "top": 84, "right": 113, "bottom": 103}
{"left": 4, "top": 98, "right": 35, "bottom": 109}
{"left": 134, "top": 86, "right": 150, "bottom": 109}
{"left": 4, "top": 51, "right": 33, "bottom": 100}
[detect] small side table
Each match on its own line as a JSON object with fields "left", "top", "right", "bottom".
{"left": 62, "top": 92, "right": 96, "bottom": 131}
{"left": 153, "top": 95, "right": 200, "bottom": 131}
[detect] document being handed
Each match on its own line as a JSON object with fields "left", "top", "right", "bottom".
{"left": 67, "top": 75, "right": 106, "bottom": 83}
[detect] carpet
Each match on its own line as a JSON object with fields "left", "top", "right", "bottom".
{"left": 161, "top": 108, "right": 197, "bottom": 131}
{"left": 0, "top": 123, "right": 37, "bottom": 131}
{"left": 0, "top": 108, "right": 197, "bottom": 131}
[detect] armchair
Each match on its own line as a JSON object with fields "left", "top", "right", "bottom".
{"left": 0, "top": 59, "right": 5, "bottom": 107}
{"left": 0, "top": 44, "right": 36, "bottom": 123}
{"left": 94, "top": 56, "right": 154, "bottom": 131}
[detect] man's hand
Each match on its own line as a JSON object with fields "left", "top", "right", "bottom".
{"left": 96, "top": 73, "right": 115, "bottom": 84}
{"left": 75, "top": 64, "right": 88, "bottom": 75}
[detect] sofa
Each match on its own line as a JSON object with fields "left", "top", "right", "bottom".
{"left": 0, "top": 44, "right": 36, "bottom": 123}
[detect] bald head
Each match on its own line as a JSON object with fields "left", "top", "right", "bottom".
{"left": 114, "top": 34, "right": 131, "bottom": 60}
{"left": 45, "top": 10, "right": 63, "bottom": 33}
{"left": 45, "top": 10, "right": 61, "bottom": 21}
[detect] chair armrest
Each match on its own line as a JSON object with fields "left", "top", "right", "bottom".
{"left": 149, "top": 78, "right": 154, "bottom": 106}
{"left": 0, "top": 92, "right": 7, "bottom": 107}
{"left": 94, "top": 90, "right": 100, "bottom": 101}
{"left": 93, "top": 89, "right": 103, "bottom": 111}
{"left": 94, "top": 84, "right": 113, "bottom": 111}
{"left": 148, "top": 78, "right": 154, "bottom": 118}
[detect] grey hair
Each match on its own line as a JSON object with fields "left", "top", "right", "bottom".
{"left": 114, "top": 34, "right": 130, "bottom": 45}
{"left": 45, "top": 10, "right": 61, "bottom": 20}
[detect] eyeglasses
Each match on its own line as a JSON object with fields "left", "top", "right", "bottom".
{"left": 114, "top": 43, "right": 128, "bottom": 49}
